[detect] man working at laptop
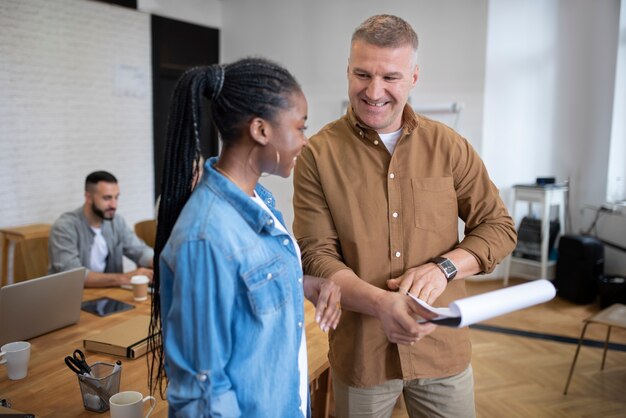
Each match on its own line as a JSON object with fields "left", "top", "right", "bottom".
{"left": 48, "top": 171, "right": 153, "bottom": 287}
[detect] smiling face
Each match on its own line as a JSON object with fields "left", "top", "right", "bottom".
{"left": 348, "top": 40, "right": 418, "bottom": 133}
{"left": 268, "top": 90, "right": 308, "bottom": 178}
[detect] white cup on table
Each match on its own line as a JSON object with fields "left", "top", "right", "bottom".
{"left": 109, "top": 390, "right": 156, "bottom": 418}
{"left": 0, "top": 341, "right": 31, "bottom": 380}
{"left": 130, "top": 275, "right": 150, "bottom": 302}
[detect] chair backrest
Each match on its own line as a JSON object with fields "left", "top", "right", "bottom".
{"left": 134, "top": 219, "right": 156, "bottom": 249}
{"left": 13, "top": 235, "right": 50, "bottom": 284}
{"left": 1, "top": 224, "right": 52, "bottom": 286}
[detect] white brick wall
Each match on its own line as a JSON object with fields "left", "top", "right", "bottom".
{"left": 0, "top": 0, "right": 154, "bottom": 230}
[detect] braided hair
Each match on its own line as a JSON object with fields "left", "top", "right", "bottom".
{"left": 148, "top": 57, "right": 302, "bottom": 397}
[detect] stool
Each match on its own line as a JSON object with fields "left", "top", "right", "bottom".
{"left": 0, "top": 224, "right": 51, "bottom": 286}
{"left": 563, "top": 303, "right": 626, "bottom": 394}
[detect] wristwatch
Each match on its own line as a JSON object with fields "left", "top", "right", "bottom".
{"left": 430, "top": 256, "right": 457, "bottom": 282}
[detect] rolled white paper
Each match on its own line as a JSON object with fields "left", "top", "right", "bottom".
{"left": 407, "top": 279, "right": 556, "bottom": 328}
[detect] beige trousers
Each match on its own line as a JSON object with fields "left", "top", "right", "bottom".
{"left": 332, "top": 365, "right": 476, "bottom": 418}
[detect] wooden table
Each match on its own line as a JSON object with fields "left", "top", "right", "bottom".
{"left": 0, "top": 287, "right": 330, "bottom": 417}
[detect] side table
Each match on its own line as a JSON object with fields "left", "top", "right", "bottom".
{"left": 503, "top": 185, "right": 568, "bottom": 286}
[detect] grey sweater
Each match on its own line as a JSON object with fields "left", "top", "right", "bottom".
{"left": 48, "top": 207, "right": 153, "bottom": 275}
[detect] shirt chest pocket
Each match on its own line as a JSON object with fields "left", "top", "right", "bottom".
{"left": 411, "top": 177, "right": 458, "bottom": 231}
{"left": 241, "top": 256, "right": 291, "bottom": 316}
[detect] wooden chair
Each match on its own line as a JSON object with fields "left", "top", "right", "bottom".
{"left": 563, "top": 303, "right": 626, "bottom": 394}
{"left": 0, "top": 224, "right": 51, "bottom": 286}
{"left": 134, "top": 219, "right": 156, "bottom": 249}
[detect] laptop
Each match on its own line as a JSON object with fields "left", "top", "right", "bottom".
{"left": 0, "top": 267, "right": 85, "bottom": 346}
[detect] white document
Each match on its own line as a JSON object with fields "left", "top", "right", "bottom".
{"left": 405, "top": 279, "right": 556, "bottom": 327}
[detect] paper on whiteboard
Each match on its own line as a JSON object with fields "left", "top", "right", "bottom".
{"left": 405, "top": 279, "right": 556, "bottom": 327}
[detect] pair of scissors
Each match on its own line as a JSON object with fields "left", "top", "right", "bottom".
{"left": 64, "top": 349, "right": 92, "bottom": 376}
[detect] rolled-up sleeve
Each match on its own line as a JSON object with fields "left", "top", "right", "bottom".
{"left": 452, "top": 136, "right": 517, "bottom": 273}
{"left": 162, "top": 240, "right": 241, "bottom": 417}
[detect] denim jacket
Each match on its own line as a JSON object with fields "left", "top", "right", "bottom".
{"left": 160, "top": 158, "right": 307, "bottom": 418}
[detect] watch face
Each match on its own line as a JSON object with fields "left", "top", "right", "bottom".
{"left": 431, "top": 257, "right": 457, "bottom": 281}
{"left": 441, "top": 260, "right": 456, "bottom": 275}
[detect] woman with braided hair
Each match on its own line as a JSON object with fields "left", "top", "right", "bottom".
{"left": 148, "top": 57, "right": 341, "bottom": 417}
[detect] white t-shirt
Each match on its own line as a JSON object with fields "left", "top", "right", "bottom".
{"left": 89, "top": 226, "right": 108, "bottom": 272}
{"left": 378, "top": 128, "right": 403, "bottom": 154}
{"left": 251, "top": 192, "right": 308, "bottom": 417}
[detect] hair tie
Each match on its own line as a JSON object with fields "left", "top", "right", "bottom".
{"left": 212, "top": 65, "right": 224, "bottom": 100}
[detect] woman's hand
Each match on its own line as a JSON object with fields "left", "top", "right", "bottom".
{"left": 303, "top": 275, "right": 342, "bottom": 332}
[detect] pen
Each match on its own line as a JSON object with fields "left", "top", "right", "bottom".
{"left": 112, "top": 360, "right": 122, "bottom": 375}
{"left": 106, "top": 360, "right": 123, "bottom": 395}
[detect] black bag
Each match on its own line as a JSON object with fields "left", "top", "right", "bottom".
{"left": 513, "top": 216, "right": 560, "bottom": 261}
{"left": 598, "top": 275, "right": 626, "bottom": 308}
{"left": 555, "top": 235, "right": 604, "bottom": 304}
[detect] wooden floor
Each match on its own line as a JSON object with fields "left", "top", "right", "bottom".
{"left": 389, "top": 278, "right": 626, "bottom": 418}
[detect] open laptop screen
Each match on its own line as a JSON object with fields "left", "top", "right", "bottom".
{"left": 0, "top": 267, "right": 85, "bottom": 345}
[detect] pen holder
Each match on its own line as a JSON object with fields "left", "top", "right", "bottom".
{"left": 77, "top": 361, "right": 121, "bottom": 413}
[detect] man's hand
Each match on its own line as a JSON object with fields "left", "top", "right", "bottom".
{"left": 375, "top": 291, "right": 437, "bottom": 345}
{"left": 121, "top": 267, "right": 154, "bottom": 285}
{"left": 387, "top": 263, "right": 447, "bottom": 305}
{"left": 303, "top": 275, "right": 342, "bottom": 332}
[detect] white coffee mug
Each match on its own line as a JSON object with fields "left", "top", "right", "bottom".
{"left": 0, "top": 341, "right": 31, "bottom": 380}
{"left": 109, "top": 391, "right": 156, "bottom": 418}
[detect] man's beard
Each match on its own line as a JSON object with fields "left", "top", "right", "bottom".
{"left": 92, "top": 203, "right": 114, "bottom": 220}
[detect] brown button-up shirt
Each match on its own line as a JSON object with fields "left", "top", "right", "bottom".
{"left": 293, "top": 105, "right": 516, "bottom": 387}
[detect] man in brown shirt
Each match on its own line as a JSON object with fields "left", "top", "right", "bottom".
{"left": 293, "top": 14, "right": 516, "bottom": 418}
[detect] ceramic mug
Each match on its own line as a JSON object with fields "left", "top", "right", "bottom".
{"left": 0, "top": 341, "right": 31, "bottom": 380}
{"left": 109, "top": 391, "right": 156, "bottom": 418}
